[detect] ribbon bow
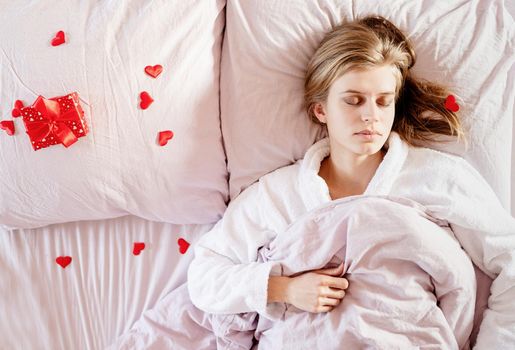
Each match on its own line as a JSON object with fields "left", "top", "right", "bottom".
{"left": 24, "top": 96, "right": 78, "bottom": 147}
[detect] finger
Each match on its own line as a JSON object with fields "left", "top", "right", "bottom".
{"left": 322, "top": 286, "right": 346, "bottom": 299}
{"left": 316, "top": 262, "right": 344, "bottom": 276}
{"left": 313, "top": 262, "right": 342, "bottom": 273}
{"left": 315, "top": 305, "right": 333, "bottom": 313}
{"left": 323, "top": 276, "right": 349, "bottom": 290}
{"left": 319, "top": 296, "right": 341, "bottom": 307}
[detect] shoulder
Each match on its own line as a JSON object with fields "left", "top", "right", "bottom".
{"left": 402, "top": 144, "right": 476, "bottom": 181}
{"left": 259, "top": 161, "right": 302, "bottom": 186}
{"left": 401, "top": 144, "right": 494, "bottom": 194}
{"left": 400, "top": 144, "right": 510, "bottom": 233}
{"left": 257, "top": 161, "right": 303, "bottom": 206}
{"left": 406, "top": 144, "right": 468, "bottom": 168}
{"left": 222, "top": 162, "right": 303, "bottom": 231}
{"left": 230, "top": 161, "right": 301, "bottom": 209}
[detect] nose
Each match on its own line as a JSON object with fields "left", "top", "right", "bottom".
{"left": 361, "top": 101, "right": 380, "bottom": 123}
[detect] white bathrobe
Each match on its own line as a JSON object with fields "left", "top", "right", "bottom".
{"left": 187, "top": 132, "right": 515, "bottom": 349}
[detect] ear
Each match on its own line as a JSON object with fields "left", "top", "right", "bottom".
{"left": 313, "top": 102, "right": 327, "bottom": 124}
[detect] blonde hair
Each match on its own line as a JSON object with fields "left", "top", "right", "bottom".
{"left": 304, "top": 15, "right": 463, "bottom": 145}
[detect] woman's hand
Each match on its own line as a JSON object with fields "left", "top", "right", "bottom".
{"left": 285, "top": 263, "right": 349, "bottom": 313}
{"left": 267, "top": 263, "right": 349, "bottom": 313}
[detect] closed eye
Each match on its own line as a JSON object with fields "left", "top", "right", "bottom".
{"left": 344, "top": 97, "right": 362, "bottom": 106}
{"left": 377, "top": 99, "right": 393, "bottom": 107}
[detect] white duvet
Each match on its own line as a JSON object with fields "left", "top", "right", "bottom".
{"left": 111, "top": 196, "right": 477, "bottom": 350}
{"left": 254, "top": 196, "right": 476, "bottom": 349}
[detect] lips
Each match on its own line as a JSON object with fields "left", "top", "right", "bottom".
{"left": 355, "top": 129, "right": 381, "bottom": 136}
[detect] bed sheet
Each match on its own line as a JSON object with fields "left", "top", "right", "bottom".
{"left": 0, "top": 216, "right": 213, "bottom": 350}
{"left": 509, "top": 0, "right": 515, "bottom": 217}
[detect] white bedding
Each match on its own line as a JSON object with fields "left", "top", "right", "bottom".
{"left": 0, "top": 1, "right": 513, "bottom": 349}
{"left": 0, "top": 216, "right": 213, "bottom": 349}
{"left": 0, "top": 0, "right": 228, "bottom": 229}
{"left": 510, "top": 0, "right": 515, "bottom": 217}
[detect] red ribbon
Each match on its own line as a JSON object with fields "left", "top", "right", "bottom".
{"left": 24, "top": 96, "right": 79, "bottom": 147}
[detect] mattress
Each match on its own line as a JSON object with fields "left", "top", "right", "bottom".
{"left": 0, "top": 216, "right": 213, "bottom": 349}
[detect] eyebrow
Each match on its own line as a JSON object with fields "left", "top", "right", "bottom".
{"left": 340, "top": 90, "right": 395, "bottom": 95}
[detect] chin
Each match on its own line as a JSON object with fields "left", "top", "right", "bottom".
{"left": 355, "top": 143, "right": 383, "bottom": 156}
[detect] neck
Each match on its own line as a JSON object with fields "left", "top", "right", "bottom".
{"left": 319, "top": 147, "right": 385, "bottom": 198}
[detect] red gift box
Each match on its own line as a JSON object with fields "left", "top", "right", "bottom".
{"left": 20, "top": 92, "right": 88, "bottom": 151}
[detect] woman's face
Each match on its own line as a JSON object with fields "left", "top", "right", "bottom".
{"left": 314, "top": 65, "right": 397, "bottom": 158}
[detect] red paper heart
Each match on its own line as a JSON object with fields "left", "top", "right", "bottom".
{"left": 145, "top": 65, "right": 163, "bottom": 78}
{"left": 133, "top": 242, "right": 146, "bottom": 255}
{"left": 56, "top": 256, "right": 72, "bottom": 268}
{"left": 51, "top": 30, "right": 66, "bottom": 46}
{"left": 14, "top": 100, "right": 24, "bottom": 110}
{"left": 12, "top": 100, "right": 24, "bottom": 117}
{"left": 178, "top": 238, "right": 190, "bottom": 254}
{"left": 0, "top": 120, "right": 15, "bottom": 135}
{"left": 139, "top": 91, "right": 154, "bottom": 110}
{"left": 444, "top": 95, "right": 460, "bottom": 112}
{"left": 158, "top": 130, "right": 174, "bottom": 146}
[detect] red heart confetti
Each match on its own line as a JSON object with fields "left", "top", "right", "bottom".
{"left": 158, "top": 130, "right": 174, "bottom": 146}
{"left": 11, "top": 100, "right": 24, "bottom": 118}
{"left": 444, "top": 94, "right": 459, "bottom": 112}
{"left": 144, "top": 65, "right": 163, "bottom": 78}
{"left": 178, "top": 238, "right": 190, "bottom": 254}
{"left": 51, "top": 30, "right": 66, "bottom": 46}
{"left": 133, "top": 242, "right": 146, "bottom": 256}
{"left": 15, "top": 100, "right": 24, "bottom": 109}
{"left": 139, "top": 91, "right": 154, "bottom": 110}
{"left": 56, "top": 256, "right": 72, "bottom": 268}
{"left": 0, "top": 120, "right": 15, "bottom": 135}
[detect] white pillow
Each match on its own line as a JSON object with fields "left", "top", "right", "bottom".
{"left": 221, "top": 0, "right": 514, "bottom": 210}
{"left": 0, "top": 0, "right": 228, "bottom": 229}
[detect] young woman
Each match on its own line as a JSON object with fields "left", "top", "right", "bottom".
{"left": 186, "top": 15, "right": 515, "bottom": 348}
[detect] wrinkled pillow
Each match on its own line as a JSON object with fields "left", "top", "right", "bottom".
{"left": 221, "top": 0, "right": 514, "bottom": 210}
{"left": 0, "top": 0, "right": 228, "bottom": 229}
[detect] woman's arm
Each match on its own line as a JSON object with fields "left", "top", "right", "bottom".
{"left": 187, "top": 178, "right": 349, "bottom": 315}
{"left": 267, "top": 276, "right": 290, "bottom": 303}
{"left": 187, "top": 182, "right": 281, "bottom": 315}
{"left": 269, "top": 263, "right": 348, "bottom": 313}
